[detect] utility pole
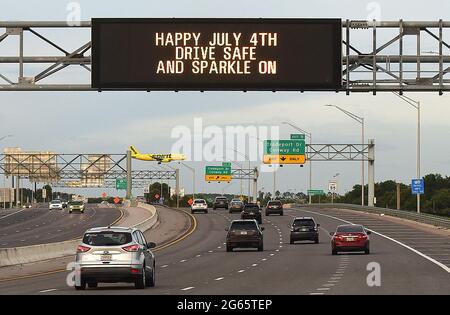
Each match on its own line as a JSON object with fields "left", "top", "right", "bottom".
{"left": 396, "top": 182, "right": 401, "bottom": 210}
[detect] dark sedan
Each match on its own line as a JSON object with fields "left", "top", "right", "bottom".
{"left": 241, "top": 203, "right": 262, "bottom": 224}
{"left": 226, "top": 220, "right": 264, "bottom": 252}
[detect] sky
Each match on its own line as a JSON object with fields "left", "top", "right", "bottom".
{"left": 1, "top": 0, "right": 450, "bottom": 198}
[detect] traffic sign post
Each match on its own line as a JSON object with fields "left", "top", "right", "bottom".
{"left": 411, "top": 178, "right": 424, "bottom": 195}
{"left": 116, "top": 178, "right": 127, "bottom": 190}
{"left": 308, "top": 189, "right": 325, "bottom": 204}
{"left": 263, "top": 139, "right": 306, "bottom": 165}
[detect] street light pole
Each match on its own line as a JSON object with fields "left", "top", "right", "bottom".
{"left": 179, "top": 162, "right": 195, "bottom": 200}
{"left": 324, "top": 105, "right": 365, "bottom": 206}
{"left": 393, "top": 93, "right": 421, "bottom": 214}
{"left": 228, "top": 148, "right": 251, "bottom": 202}
{"left": 0, "top": 135, "right": 13, "bottom": 209}
{"left": 281, "top": 122, "right": 312, "bottom": 204}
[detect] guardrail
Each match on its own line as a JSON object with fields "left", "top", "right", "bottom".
{"left": 293, "top": 203, "right": 450, "bottom": 229}
{"left": 0, "top": 203, "right": 158, "bottom": 267}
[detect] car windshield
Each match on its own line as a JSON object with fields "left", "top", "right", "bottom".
{"left": 293, "top": 219, "right": 315, "bottom": 227}
{"left": 69, "top": 201, "right": 83, "bottom": 205}
{"left": 229, "top": 221, "right": 258, "bottom": 231}
{"left": 336, "top": 225, "right": 364, "bottom": 233}
{"left": 82, "top": 232, "right": 132, "bottom": 246}
{"left": 194, "top": 200, "right": 206, "bottom": 204}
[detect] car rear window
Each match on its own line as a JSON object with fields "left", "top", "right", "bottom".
{"left": 230, "top": 221, "right": 257, "bottom": 230}
{"left": 293, "top": 219, "right": 315, "bottom": 227}
{"left": 336, "top": 225, "right": 364, "bottom": 233}
{"left": 245, "top": 204, "right": 260, "bottom": 209}
{"left": 82, "top": 232, "right": 132, "bottom": 246}
{"left": 216, "top": 198, "right": 227, "bottom": 201}
{"left": 194, "top": 200, "right": 206, "bottom": 204}
{"left": 268, "top": 201, "right": 282, "bottom": 205}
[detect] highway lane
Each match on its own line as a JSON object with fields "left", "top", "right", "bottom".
{"left": 0, "top": 205, "right": 121, "bottom": 248}
{"left": 0, "top": 206, "right": 448, "bottom": 294}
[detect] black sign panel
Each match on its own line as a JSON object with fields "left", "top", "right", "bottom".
{"left": 91, "top": 18, "right": 342, "bottom": 90}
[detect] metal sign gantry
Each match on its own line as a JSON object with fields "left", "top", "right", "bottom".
{"left": 1, "top": 20, "right": 450, "bottom": 92}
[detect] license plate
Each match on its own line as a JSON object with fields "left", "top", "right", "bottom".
{"left": 240, "top": 231, "right": 248, "bottom": 235}
{"left": 301, "top": 228, "right": 308, "bottom": 231}
{"left": 346, "top": 237, "right": 355, "bottom": 241}
{"left": 250, "top": 212, "right": 254, "bottom": 215}
{"left": 100, "top": 254, "right": 112, "bottom": 261}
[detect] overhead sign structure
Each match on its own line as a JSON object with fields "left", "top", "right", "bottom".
{"left": 205, "top": 165, "right": 232, "bottom": 182}
{"left": 116, "top": 178, "right": 127, "bottom": 190}
{"left": 263, "top": 139, "right": 306, "bottom": 164}
{"left": 411, "top": 178, "right": 424, "bottom": 195}
{"left": 92, "top": 18, "right": 342, "bottom": 91}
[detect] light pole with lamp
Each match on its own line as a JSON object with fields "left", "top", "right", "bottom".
{"left": 392, "top": 92, "right": 421, "bottom": 214}
{"left": 1, "top": 135, "right": 13, "bottom": 209}
{"left": 227, "top": 148, "right": 251, "bottom": 202}
{"left": 281, "top": 122, "right": 312, "bottom": 204}
{"left": 178, "top": 162, "right": 196, "bottom": 200}
{"left": 324, "top": 105, "right": 365, "bottom": 206}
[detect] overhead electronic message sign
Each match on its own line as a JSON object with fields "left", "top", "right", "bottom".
{"left": 91, "top": 18, "right": 342, "bottom": 90}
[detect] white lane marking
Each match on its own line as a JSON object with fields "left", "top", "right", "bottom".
{"left": 217, "top": 246, "right": 222, "bottom": 249}
{"left": 270, "top": 253, "right": 275, "bottom": 256}
{"left": 317, "top": 287, "right": 330, "bottom": 291}
{"left": 195, "top": 254, "right": 201, "bottom": 257}
{"left": 328, "top": 280, "right": 340, "bottom": 283}
{"left": 180, "top": 259, "right": 187, "bottom": 263}
{"left": 238, "top": 269, "right": 245, "bottom": 273}
{"left": 181, "top": 287, "right": 195, "bottom": 291}
{"left": 310, "top": 292, "right": 324, "bottom": 295}
{"left": 0, "top": 208, "right": 26, "bottom": 220}
{"left": 261, "top": 258, "right": 267, "bottom": 261}
{"left": 39, "top": 289, "right": 57, "bottom": 293}
{"left": 323, "top": 283, "right": 335, "bottom": 287}
{"left": 295, "top": 208, "right": 450, "bottom": 274}
{"left": 208, "top": 250, "right": 213, "bottom": 253}
{"left": 161, "top": 265, "right": 168, "bottom": 268}
{"left": 252, "top": 263, "right": 258, "bottom": 267}
{"left": 214, "top": 277, "right": 224, "bottom": 281}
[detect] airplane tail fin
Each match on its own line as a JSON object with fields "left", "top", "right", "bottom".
{"left": 129, "top": 145, "right": 140, "bottom": 156}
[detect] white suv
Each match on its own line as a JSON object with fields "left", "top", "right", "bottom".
{"left": 191, "top": 199, "right": 208, "bottom": 214}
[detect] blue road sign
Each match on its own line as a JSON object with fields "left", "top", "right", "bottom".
{"left": 411, "top": 178, "right": 424, "bottom": 195}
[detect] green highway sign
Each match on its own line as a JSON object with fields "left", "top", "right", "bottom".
{"left": 205, "top": 166, "right": 231, "bottom": 176}
{"left": 264, "top": 140, "right": 305, "bottom": 155}
{"left": 290, "top": 134, "right": 305, "bottom": 140}
{"left": 116, "top": 178, "right": 127, "bottom": 190}
{"left": 307, "top": 189, "right": 325, "bottom": 196}
{"left": 222, "top": 162, "right": 232, "bottom": 167}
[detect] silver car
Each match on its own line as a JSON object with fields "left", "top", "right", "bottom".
{"left": 75, "top": 226, "right": 156, "bottom": 290}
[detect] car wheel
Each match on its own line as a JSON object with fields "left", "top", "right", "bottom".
{"left": 258, "top": 244, "right": 264, "bottom": 251}
{"left": 226, "top": 245, "right": 233, "bottom": 252}
{"left": 69, "top": 211, "right": 72, "bottom": 214}
{"left": 290, "top": 239, "right": 294, "bottom": 244}
{"left": 280, "top": 212, "right": 283, "bottom": 216}
{"left": 75, "top": 280, "right": 86, "bottom": 290}
{"left": 265, "top": 212, "right": 269, "bottom": 216}
{"left": 315, "top": 238, "right": 319, "bottom": 244}
{"left": 145, "top": 264, "right": 155, "bottom": 287}
{"left": 135, "top": 267, "right": 146, "bottom": 289}
{"left": 87, "top": 282, "right": 98, "bottom": 288}
{"left": 365, "top": 248, "right": 370, "bottom": 255}
{"left": 205, "top": 210, "right": 208, "bottom": 214}
{"left": 332, "top": 250, "right": 338, "bottom": 255}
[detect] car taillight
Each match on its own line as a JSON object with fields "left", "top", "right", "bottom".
{"left": 122, "top": 244, "right": 140, "bottom": 252}
{"left": 77, "top": 245, "right": 91, "bottom": 253}
{"left": 358, "top": 234, "right": 368, "bottom": 239}
{"left": 334, "top": 235, "right": 344, "bottom": 241}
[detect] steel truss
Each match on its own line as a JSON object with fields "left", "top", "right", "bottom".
{"left": 306, "top": 144, "right": 372, "bottom": 161}
{"left": 1, "top": 20, "right": 450, "bottom": 92}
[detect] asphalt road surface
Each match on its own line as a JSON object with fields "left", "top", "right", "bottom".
{"left": 0, "top": 204, "right": 121, "bottom": 248}
{"left": 0, "top": 206, "right": 448, "bottom": 295}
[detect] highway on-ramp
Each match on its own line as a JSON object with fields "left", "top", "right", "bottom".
{"left": 0, "top": 204, "right": 122, "bottom": 248}
{"left": 0, "top": 206, "right": 448, "bottom": 295}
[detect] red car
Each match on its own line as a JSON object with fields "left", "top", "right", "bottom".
{"left": 330, "top": 224, "right": 371, "bottom": 255}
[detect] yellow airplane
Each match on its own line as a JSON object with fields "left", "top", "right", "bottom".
{"left": 129, "top": 146, "right": 186, "bottom": 164}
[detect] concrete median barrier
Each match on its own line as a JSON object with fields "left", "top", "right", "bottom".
{"left": 0, "top": 203, "right": 158, "bottom": 267}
